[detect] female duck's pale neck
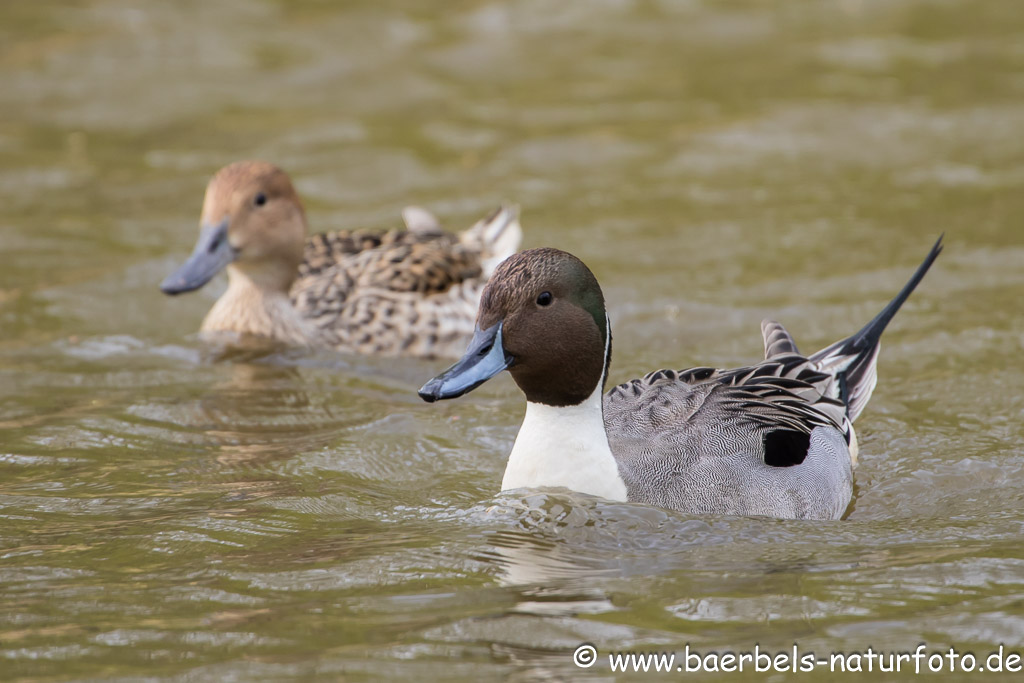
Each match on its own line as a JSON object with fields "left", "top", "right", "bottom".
{"left": 418, "top": 247, "right": 628, "bottom": 501}
{"left": 200, "top": 264, "right": 315, "bottom": 346}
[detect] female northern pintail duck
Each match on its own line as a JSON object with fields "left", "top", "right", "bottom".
{"left": 419, "top": 240, "right": 942, "bottom": 520}
{"left": 160, "top": 161, "right": 521, "bottom": 358}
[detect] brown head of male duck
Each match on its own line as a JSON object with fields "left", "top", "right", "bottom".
{"left": 161, "top": 161, "right": 522, "bottom": 358}
{"left": 420, "top": 240, "right": 942, "bottom": 520}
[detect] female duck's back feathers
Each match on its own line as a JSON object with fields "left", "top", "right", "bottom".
{"left": 290, "top": 206, "right": 521, "bottom": 357}
{"left": 161, "top": 161, "right": 522, "bottom": 358}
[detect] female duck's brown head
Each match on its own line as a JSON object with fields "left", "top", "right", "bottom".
{"left": 160, "top": 161, "right": 307, "bottom": 296}
{"left": 419, "top": 247, "right": 610, "bottom": 407}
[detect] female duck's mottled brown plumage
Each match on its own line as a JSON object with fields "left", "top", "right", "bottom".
{"left": 160, "top": 161, "right": 522, "bottom": 358}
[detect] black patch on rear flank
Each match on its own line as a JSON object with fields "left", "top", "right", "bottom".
{"left": 763, "top": 429, "right": 810, "bottom": 467}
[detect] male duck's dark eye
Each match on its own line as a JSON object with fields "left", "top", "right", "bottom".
{"left": 254, "top": 192, "right": 267, "bottom": 207}
{"left": 536, "top": 291, "right": 553, "bottom": 306}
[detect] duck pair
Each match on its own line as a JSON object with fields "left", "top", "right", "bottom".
{"left": 163, "top": 161, "right": 942, "bottom": 521}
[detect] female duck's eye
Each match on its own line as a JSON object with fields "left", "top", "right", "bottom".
{"left": 536, "top": 291, "right": 553, "bottom": 306}
{"left": 254, "top": 192, "right": 267, "bottom": 207}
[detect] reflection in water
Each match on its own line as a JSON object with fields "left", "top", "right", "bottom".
{"left": 480, "top": 492, "right": 685, "bottom": 584}
{"left": 477, "top": 492, "right": 748, "bottom": 623}
{"left": 479, "top": 496, "right": 623, "bottom": 616}
{"left": 198, "top": 361, "right": 315, "bottom": 466}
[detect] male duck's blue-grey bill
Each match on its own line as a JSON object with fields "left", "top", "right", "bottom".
{"left": 160, "top": 219, "right": 236, "bottom": 295}
{"left": 418, "top": 323, "right": 513, "bottom": 402}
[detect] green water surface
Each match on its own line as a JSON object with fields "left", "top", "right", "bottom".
{"left": 1, "top": 1, "right": 1023, "bottom": 680}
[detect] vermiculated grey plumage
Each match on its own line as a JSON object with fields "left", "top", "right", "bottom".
{"left": 602, "top": 236, "right": 943, "bottom": 520}
{"left": 606, "top": 365, "right": 852, "bottom": 520}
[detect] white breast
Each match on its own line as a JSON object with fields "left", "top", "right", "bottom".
{"left": 500, "top": 383, "right": 628, "bottom": 502}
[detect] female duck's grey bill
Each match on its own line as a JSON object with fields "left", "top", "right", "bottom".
{"left": 418, "top": 323, "right": 513, "bottom": 402}
{"left": 160, "top": 219, "right": 236, "bottom": 295}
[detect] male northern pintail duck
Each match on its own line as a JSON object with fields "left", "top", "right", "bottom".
{"left": 419, "top": 239, "right": 942, "bottom": 520}
{"left": 160, "top": 161, "right": 522, "bottom": 358}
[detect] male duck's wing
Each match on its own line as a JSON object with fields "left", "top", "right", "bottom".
{"left": 709, "top": 358, "right": 851, "bottom": 454}
{"left": 602, "top": 237, "right": 941, "bottom": 519}
{"left": 605, "top": 363, "right": 853, "bottom": 519}
{"left": 610, "top": 358, "right": 850, "bottom": 450}
{"left": 761, "top": 319, "right": 800, "bottom": 358}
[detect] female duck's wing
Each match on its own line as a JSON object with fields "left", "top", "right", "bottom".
{"left": 297, "top": 205, "right": 445, "bottom": 281}
{"left": 294, "top": 205, "right": 519, "bottom": 300}
{"left": 298, "top": 229, "right": 413, "bottom": 282}
{"left": 357, "top": 204, "right": 520, "bottom": 293}
{"left": 290, "top": 206, "right": 521, "bottom": 358}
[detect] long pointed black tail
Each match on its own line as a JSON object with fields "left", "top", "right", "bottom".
{"left": 810, "top": 235, "right": 943, "bottom": 421}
